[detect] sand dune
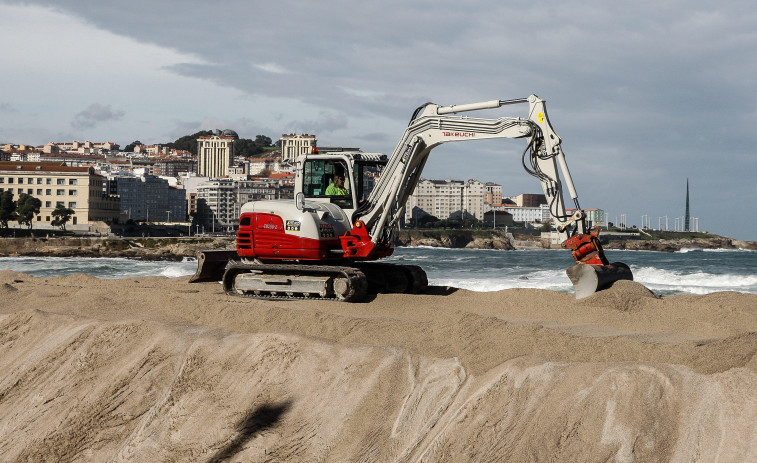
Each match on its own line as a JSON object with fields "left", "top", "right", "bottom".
{"left": 0, "top": 270, "right": 756, "bottom": 462}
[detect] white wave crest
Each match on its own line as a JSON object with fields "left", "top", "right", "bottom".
{"left": 430, "top": 269, "right": 572, "bottom": 293}
{"left": 632, "top": 266, "right": 757, "bottom": 293}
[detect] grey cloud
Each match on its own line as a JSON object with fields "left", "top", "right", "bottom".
{"left": 0, "top": 102, "right": 19, "bottom": 113}
{"left": 12, "top": 0, "right": 757, "bottom": 239}
{"left": 284, "top": 112, "right": 349, "bottom": 137}
{"left": 72, "top": 103, "right": 125, "bottom": 129}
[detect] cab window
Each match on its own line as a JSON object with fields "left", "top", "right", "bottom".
{"left": 355, "top": 163, "right": 383, "bottom": 203}
{"left": 302, "top": 159, "right": 353, "bottom": 208}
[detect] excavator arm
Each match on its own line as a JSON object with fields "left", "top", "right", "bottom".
{"left": 342, "top": 94, "right": 632, "bottom": 297}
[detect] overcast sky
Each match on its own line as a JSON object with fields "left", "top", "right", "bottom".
{"left": 1, "top": 1, "right": 756, "bottom": 240}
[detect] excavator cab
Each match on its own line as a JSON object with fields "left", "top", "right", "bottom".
{"left": 302, "top": 158, "right": 353, "bottom": 209}
{"left": 298, "top": 152, "right": 387, "bottom": 214}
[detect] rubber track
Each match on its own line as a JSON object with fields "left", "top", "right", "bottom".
{"left": 354, "top": 262, "right": 429, "bottom": 294}
{"left": 223, "top": 261, "right": 368, "bottom": 302}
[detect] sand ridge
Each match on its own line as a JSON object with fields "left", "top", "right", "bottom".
{"left": 0, "top": 271, "right": 756, "bottom": 461}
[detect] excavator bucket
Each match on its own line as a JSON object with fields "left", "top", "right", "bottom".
{"left": 189, "top": 250, "right": 239, "bottom": 283}
{"left": 563, "top": 229, "right": 633, "bottom": 299}
{"left": 566, "top": 262, "right": 633, "bottom": 299}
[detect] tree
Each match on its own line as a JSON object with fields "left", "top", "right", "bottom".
{"left": 254, "top": 135, "right": 273, "bottom": 147}
{"left": 168, "top": 130, "right": 213, "bottom": 155}
{"left": 234, "top": 138, "right": 263, "bottom": 157}
{"left": 51, "top": 204, "right": 75, "bottom": 231}
{"left": 16, "top": 193, "right": 41, "bottom": 229}
{"left": 122, "top": 140, "right": 142, "bottom": 152}
{"left": 0, "top": 191, "right": 17, "bottom": 229}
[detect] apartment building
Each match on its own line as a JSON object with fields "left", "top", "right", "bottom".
{"left": 484, "top": 182, "right": 502, "bottom": 205}
{"left": 195, "top": 179, "right": 238, "bottom": 232}
{"left": 194, "top": 178, "right": 295, "bottom": 232}
{"left": 404, "top": 178, "right": 487, "bottom": 224}
{"left": 280, "top": 134, "right": 316, "bottom": 164}
{"left": 153, "top": 159, "right": 197, "bottom": 177}
{"left": 512, "top": 193, "right": 547, "bottom": 207}
{"left": 197, "top": 134, "right": 235, "bottom": 178}
{"left": 43, "top": 141, "right": 120, "bottom": 154}
{"left": 134, "top": 144, "right": 169, "bottom": 155}
{"left": 504, "top": 204, "right": 551, "bottom": 224}
{"left": 567, "top": 208, "right": 606, "bottom": 227}
{"left": 0, "top": 161, "right": 120, "bottom": 230}
{"left": 248, "top": 157, "right": 282, "bottom": 175}
{"left": 108, "top": 174, "right": 187, "bottom": 223}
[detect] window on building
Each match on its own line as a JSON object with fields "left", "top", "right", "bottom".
{"left": 8, "top": 178, "right": 13, "bottom": 184}
{"left": 68, "top": 202, "right": 77, "bottom": 208}
{"left": 56, "top": 189, "right": 65, "bottom": 195}
{"left": 57, "top": 179, "right": 65, "bottom": 185}
{"left": 18, "top": 178, "right": 23, "bottom": 184}
{"left": 36, "top": 189, "right": 42, "bottom": 195}
{"left": 45, "top": 201, "right": 51, "bottom": 207}
{"left": 68, "top": 190, "right": 77, "bottom": 196}
{"left": 0, "top": 178, "right": 3, "bottom": 183}
{"left": 46, "top": 189, "right": 51, "bottom": 195}
{"left": 56, "top": 201, "right": 64, "bottom": 206}
{"left": 69, "top": 179, "right": 78, "bottom": 185}
{"left": 27, "top": 188, "right": 32, "bottom": 194}
{"left": 46, "top": 178, "right": 52, "bottom": 184}
{"left": 37, "top": 178, "right": 42, "bottom": 184}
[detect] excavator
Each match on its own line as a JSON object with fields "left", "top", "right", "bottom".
{"left": 190, "top": 94, "right": 632, "bottom": 301}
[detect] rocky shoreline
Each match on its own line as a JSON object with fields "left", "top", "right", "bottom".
{"left": 396, "top": 230, "right": 757, "bottom": 252}
{"left": 0, "top": 236, "right": 234, "bottom": 261}
{"left": 0, "top": 232, "right": 753, "bottom": 261}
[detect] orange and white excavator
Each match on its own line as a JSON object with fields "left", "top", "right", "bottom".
{"left": 190, "top": 94, "right": 632, "bottom": 301}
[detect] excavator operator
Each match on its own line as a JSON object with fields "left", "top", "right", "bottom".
{"left": 326, "top": 167, "right": 349, "bottom": 196}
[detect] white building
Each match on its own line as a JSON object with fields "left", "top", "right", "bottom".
{"left": 44, "top": 141, "right": 120, "bottom": 154}
{"left": 504, "top": 205, "right": 551, "bottom": 224}
{"left": 404, "top": 178, "right": 487, "bottom": 224}
{"left": 280, "top": 134, "right": 316, "bottom": 164}
{"left": 195, "top": 179, "right": 237, "bottom": 232}
{"left": 248, "top": 157, "right": 282, "bottom": 175}
{"left": 194, "top": 178, "right": 295, "bottom": 232}
{"left": 197, "top": 134, "right": 235, "bottom": 178}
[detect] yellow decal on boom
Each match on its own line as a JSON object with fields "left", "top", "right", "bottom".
{"left": 538, "top": 112, "right": 545, "bottom": 123}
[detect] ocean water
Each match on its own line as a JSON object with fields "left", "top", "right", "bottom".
{"left": 0, "top": 247, "right": 755, "bottom": 296}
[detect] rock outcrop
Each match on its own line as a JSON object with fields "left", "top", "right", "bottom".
{"left": 604, "top": 236, "right": 757, "bottom": 252}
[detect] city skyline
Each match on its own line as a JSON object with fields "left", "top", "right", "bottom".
{"left": 0, "top": 137, "right": 723, "bottom": 237}
{"left": 1, "top": 1, "right": 756, "bottom": 240}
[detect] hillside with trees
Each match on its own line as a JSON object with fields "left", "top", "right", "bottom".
{"left": 122, "top": 131, "right": 276, "bottom": 157}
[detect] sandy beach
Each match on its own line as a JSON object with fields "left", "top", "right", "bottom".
{"left": 1, "top": 270, "right": 756, "bottom": 462}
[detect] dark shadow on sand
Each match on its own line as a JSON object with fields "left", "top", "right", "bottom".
{"left": 423, "top": 285, "right": 459, "bottom": 296}
{"left": 206, "top": 400, "right": 292, "bottom": 463}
